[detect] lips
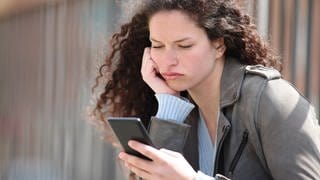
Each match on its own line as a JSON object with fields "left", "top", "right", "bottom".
{"left": 161, "top": 72, "right": 183, "bottom": 80}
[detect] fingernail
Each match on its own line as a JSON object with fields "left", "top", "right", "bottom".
{"left": 128, "top": 140, "right": 134, "bottom": 146}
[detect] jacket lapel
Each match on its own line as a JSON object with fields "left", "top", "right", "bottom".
{"left": 216, "top": 58, "right": 246, "bottom": 159}
{"left": 214, "top": 58, "right": 246, "bottom": 174}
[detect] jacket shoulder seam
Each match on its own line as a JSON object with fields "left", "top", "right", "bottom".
{"left": 245, "top": 65, "right": 281, "bottom": 80}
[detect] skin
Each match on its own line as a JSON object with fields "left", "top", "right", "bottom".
{"left": 119, "top": 10, "right": 226, "bottom": 179}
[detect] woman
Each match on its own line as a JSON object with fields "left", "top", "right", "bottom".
{"left": 90, "top": 0, "right": 320, "bottom": 179}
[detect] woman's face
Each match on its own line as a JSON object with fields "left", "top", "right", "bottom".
{"left": 149, "top": 10, "right": 223, "bottom": 92}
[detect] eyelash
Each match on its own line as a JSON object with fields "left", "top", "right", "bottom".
{"left": 179, "top": 45, "right": 193, "bottom": 49}
{"left": 151, "top": 45, "right": 163, "bottom": 49}
{"left": 151, "top": 45, "right": 193, "bottom": 49}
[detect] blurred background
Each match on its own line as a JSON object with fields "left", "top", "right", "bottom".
{"left": 0, "top": 0, "right": 319, "bottom": 180}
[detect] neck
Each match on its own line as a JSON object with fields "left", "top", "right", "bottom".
{"left": 188, "top": 57, "right": 225, "bottom": 141}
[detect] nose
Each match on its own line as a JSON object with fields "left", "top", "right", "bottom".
{"left": 162, "top": 49, "right": 178, "bottom": 66}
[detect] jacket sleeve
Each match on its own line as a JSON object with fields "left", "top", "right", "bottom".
{"left": 148, "top": 116, "right": 191, "bottom": 153}
{"left": 257, "top": 79, "right": 320, "bottom": 180}
{"left": 148, "top": 94, "right": 194, "bottom": 153}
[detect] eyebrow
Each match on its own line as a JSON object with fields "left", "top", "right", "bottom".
{"left": 150, "top": 37, "right": 192, "bottom": 43}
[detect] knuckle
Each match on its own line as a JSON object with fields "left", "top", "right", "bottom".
{"left": 158, "top": 158, "right": 169, "bottom": 166}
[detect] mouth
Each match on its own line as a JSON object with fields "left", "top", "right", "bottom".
{"left": 161, "top": 72, "right": 184, "bottom": 80}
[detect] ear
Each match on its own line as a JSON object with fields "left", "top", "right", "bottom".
{"left": 212, "top": 38, "right": 226, "bottom": 59}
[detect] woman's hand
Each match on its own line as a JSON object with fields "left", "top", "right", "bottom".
{"left": 119, "top": 140, "right": 196, "bottom": 180}
{"left": 141, "top": 47, "right": 179, "bottom": 96}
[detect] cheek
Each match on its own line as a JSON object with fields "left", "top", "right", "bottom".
{"left": 185, "top": 48, "right": 216, "bottom": 73}
{"left": 150, "top": 50, "right": 169, "bottom": 70}
{"left": 150, "top": 50, "right": 162, "bottom": 63}
{"left": 185, "top": 46, "right": 214, "bottom": 63}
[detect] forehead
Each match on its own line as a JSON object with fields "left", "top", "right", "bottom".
{"left": 148, "top": 10, "right": 205, "bottom": 39}
{"left": 149, "top": 10, "right": 197, "bottom": 27}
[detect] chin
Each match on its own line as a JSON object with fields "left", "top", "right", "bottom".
{"left": 167, "top": 83, "right": 189, "bottom": 92}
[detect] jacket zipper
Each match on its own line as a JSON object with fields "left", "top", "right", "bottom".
{"left": 214, "top": 125, "right": 230, "bottom": 175}
{"left": 228, "top": 130, "right": 249, "bottom": 176}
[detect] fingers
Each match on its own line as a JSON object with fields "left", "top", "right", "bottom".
{"left": 120, "top": 141, "right": 195, "bottom": 179}
{"left": 119, "top": 151, "right": 153, "bottom": 169}
{"left": 141, "top": 47, "right": 157, "bottom": 79}
{"left": 119, "top": 142, "right": 167, "bottom": 179}
{"left": 128, "top": 140, "right": 163, "bottom": 162}
{"left": 125, "top": 161, "right": 152, "bottom": 179}
{"left": 141, "top": 47, "right": 150, "bottom": 72}
{"left": 119, "top": 151, "right": 152, "bottom": 177}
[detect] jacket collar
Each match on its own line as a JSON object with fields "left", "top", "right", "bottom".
{"left": 214, "top": 58, "right": 246, "bottom": 174}
{"left": 220, "top": 57, "right": 246, "bottom": 108}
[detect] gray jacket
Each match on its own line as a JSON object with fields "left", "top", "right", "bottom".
{"left": 148, "top": 58, "right": 320, "bottom": 180}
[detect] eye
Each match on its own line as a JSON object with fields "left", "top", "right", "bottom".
{"left": 151, "top": 45, "right": 164, "bottom": 49}
{"left": 151, "top": 43, "right": 164, "bottom": 49}
{"left": 178, "top": 44, "right": 193, "bottom": 49}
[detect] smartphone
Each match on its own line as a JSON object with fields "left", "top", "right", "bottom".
{"left": 107, "top": 117, "right": 154, "bottom": 160}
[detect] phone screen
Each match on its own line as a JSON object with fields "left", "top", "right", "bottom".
{"left": 107, "top": 117, "right": 154, "bottom": 160}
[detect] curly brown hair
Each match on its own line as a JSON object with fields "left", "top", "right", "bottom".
{"left": 89, "top": 0, "right": 282, "bottom": 142}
